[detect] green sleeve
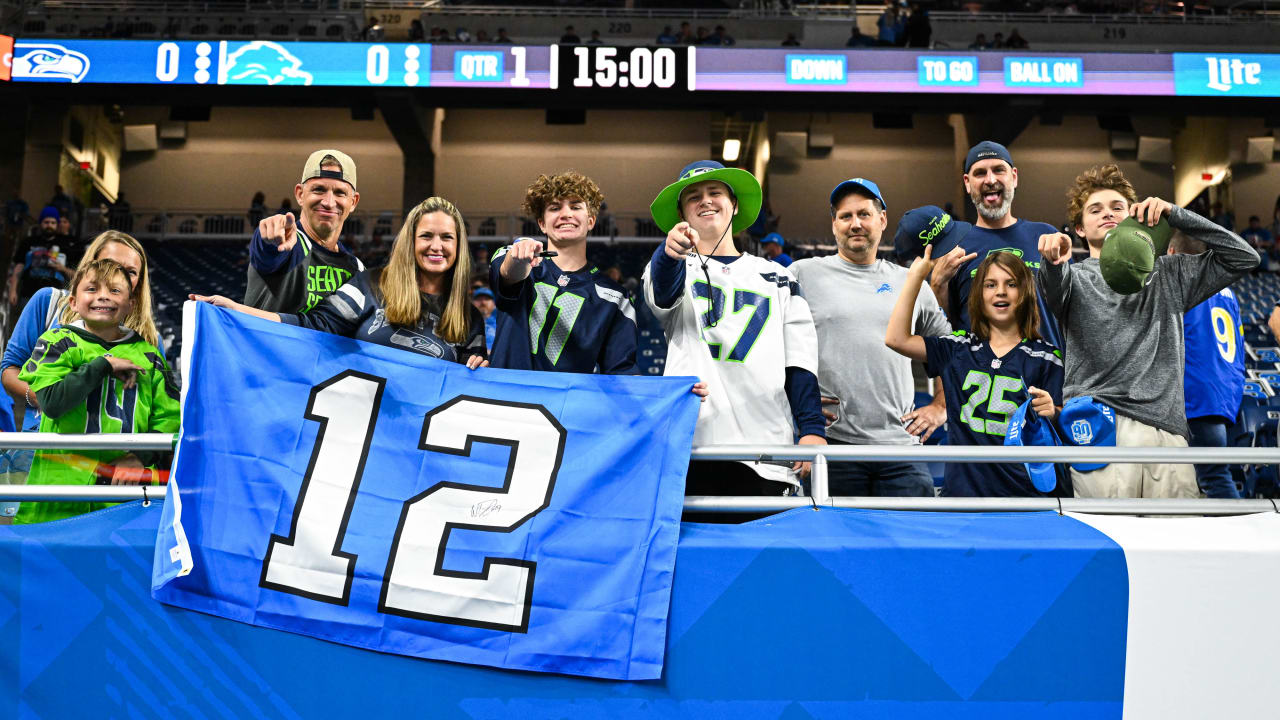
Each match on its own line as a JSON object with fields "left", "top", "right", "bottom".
{"left": 33, "top": 357, "right": 111, "bottom": 419}
{"left": 148, "top": 360, "right": 181, "bottom": 434}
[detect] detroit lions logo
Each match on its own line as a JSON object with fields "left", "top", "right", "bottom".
{"left": 223, "top": 41, "right": 312, "bottom": 85}
{"left": 12, "top": 43, "right": 90, "bottom": 83}
{"left": 875, "top": 283, "right": 892, "bottom": 294}
{"left": 1070, "top": 419, "right": 1093, "bottom": 445}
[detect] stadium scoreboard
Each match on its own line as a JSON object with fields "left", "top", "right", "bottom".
{"left": 8, "top": 38, "right": 1280, "bottom": 97}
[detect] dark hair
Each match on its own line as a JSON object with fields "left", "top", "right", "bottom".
{"left": 967, "top": 251, "right": 1040, "bottom": 342}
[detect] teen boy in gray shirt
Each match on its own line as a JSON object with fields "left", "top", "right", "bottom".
{"left": 792, "top": 178, "right": 951, "bottom": 497}
{"left": 1037, "top": 165, "right": 1258, "bottom": 498}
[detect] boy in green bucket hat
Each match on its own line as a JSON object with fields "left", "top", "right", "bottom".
{"left": 642, "top": 161, "right": 826, "bottom": 498}
{"left": 1035, "top": 164, "right": 1257, "bottom": 498}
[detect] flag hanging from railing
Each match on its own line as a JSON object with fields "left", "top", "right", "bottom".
{"left": 151, "top": 301, "right": 699, "bottom": 680}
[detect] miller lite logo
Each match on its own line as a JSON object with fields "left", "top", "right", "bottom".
{"left": 1204, "top": 56, "right": 1261, "bottom": 93}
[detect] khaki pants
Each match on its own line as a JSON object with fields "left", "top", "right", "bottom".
{"left": 1071, "top": 414, "right": 1199, "bottom": 499}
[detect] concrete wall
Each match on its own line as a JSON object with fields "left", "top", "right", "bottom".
{"left": 433, "top": 108, "right": 708, "bottom": 222}
{"left": 116, "top": 107, "right": 404, "bottom": 213}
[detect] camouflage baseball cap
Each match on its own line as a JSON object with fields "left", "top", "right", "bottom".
{"left": 1098, "top": 216, "right": 1172, "bottom": 295}
{"left": 300, "top": 149, "right": 357, "bottom": 191}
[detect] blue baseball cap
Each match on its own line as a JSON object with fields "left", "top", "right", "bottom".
{"left": 1057, "top": 397, "right": 1116, "bottom": 472}
{"left": 964, "top": 141, "right": 1014, "bottom": 173}
{"left": 472, "top": 287, "right": 494, "bottom": 299}
{"left": 892, "top": 205, "right": 973, "bottom": 262}
{"left": 1005, "top": 399, "right": 1060, "bottom": 493}
{"left": 829, "top": 177, "right": 886, "bottom": 211}
{"left": 761, "top": 232, "right": 784, "bottom": 248}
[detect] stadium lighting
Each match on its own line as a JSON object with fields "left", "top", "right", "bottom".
{"left": 722, "top": 138, "right": 741, "bottom": 162}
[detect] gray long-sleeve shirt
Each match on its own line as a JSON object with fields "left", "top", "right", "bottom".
{"left": 1038, "top": 206, "right": 1259, "bottom": 439}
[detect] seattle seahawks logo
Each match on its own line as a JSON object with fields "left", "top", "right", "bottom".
{"left": 12, "top": 43, "right": 91, "bottom": 83}
{"left": 223, "top": 41, "right": 312, "bottom": 85}
{"left": 367, "top": 309, "right": 388, "bottom": 334}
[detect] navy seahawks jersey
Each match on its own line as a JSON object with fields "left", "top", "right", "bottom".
{"left": 488, "top": 250, "right": 638, "bottom": 374}
{"left": 938, "top": 221, "right": 1063, "bottom": 351}
{"left": 924, "top": 331, "right": 1065, "bottom": 497}
{"left": 1183, "top": 288, "right": 1244, "bottom": 422}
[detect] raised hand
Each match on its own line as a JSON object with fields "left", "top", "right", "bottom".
{"left": 1038, "top": 232, "right": 1073, "bottom": 266}
{"left": 259, "top": 212, "right": 299, "bottom": 253}
{"left": 1129, "top": 197, "right": 1172, "bottom": 226}
{"left": 664, "top": 222, "right": 698, "bottom": 260}
{"left": 930, "top": 245, "right": 978, "bottom": 285}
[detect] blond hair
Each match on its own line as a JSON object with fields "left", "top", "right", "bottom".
{"left": 379, "top": 197, "right": 473, "bottom": 344}
{"left": 58, "top": 231, "right": 158, "bottom": 346}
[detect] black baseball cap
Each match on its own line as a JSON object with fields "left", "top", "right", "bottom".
{"left": 964, "top": 141, "right": 1013, "bottom": 173}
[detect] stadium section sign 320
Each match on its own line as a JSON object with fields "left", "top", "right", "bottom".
{"left": 8, "top": 38, "right": 1280, "bottom": 97}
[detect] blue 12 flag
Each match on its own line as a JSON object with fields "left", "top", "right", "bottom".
{"left": 152, "top": 302, "right": 699, "bottom": 680}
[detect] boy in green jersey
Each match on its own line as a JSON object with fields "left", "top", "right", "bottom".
{"left": 16, "top": 259, "right": 180, "bottom": 524}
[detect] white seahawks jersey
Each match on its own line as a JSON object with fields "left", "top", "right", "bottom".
{"left": 643, "top": 253, "right": 819, "bottom": 486}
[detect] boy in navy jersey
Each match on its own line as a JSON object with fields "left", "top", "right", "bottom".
{"left": 888, "top": 249, "right": 1065, "bottom": 497}
{"left": 489, "top": 172, "right": 638, "bottom": 374}
{"left": 927, "top": 141, "right": 1063, "bottom": 349}
{"left": 1171, "top": 232, "right": 1245, "bottom": 498}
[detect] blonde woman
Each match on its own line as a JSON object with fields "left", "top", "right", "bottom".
{"left": 193, "top": 196, "right": 487, "bottom": 368}
{"left": 3, "top": 230, "right": 159, "bottom": 430}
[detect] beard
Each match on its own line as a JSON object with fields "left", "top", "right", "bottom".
{"left": 972, "top": 183, "right": 1014, "bottom": 222}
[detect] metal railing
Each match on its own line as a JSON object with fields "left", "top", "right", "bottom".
{"left": 2, "top": 433, "right": 1279, "bottom": 516}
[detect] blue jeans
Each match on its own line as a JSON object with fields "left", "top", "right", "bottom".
{"left": 1188, "top": 417, "right": 1240, "bottom": 499}
{"left": 827, "top": 456, "right": 935, "bottom": 497}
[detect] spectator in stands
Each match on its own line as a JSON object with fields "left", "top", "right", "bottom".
{"left": 877, "top": 1, "right": 904, "bottom": 45}
{"left": 4, "top": 192, "right": 30, "bottom": 242}
{"left": 15, "top": 257, "right": 179, "bottom": 525}
{"left": 244, "top": 149, "right": 363, "bottom": 314}
{"left": 927, "top": 141, "right": 1063, "bottom": 351}
{"left": 694, "top": 26, "right": 710, "bottom": 44}
{"left": 560, "top": 25, "right": 581, "bottom": 44}
{"left": 587, "top": 29, "right": 603, "bottom": 44}
{"left": 196, "top": 197, "right": 487, "bottom": 367}
{"left": 791, "top": 179, "right": 946, "bottom": 498}
{"left": 9, "top": 207, "right": 78, "bottom": 314}
{"left": 248, "top": 191, "right": 267, "bottom": 229}
{"left": 644, "top": 160, "right": 822, "bottom": 495}
{"left": 781, "top": 32, "right": 801, "bottom": 46}
{"left": 904, "top": 3, "right": 931, "bottom": 47}
{"left": 472, "top": 286, "right": 497, "bottom": 350}
{"left": 1006, "top": 28, "right": 1029, "bottom": 48}
{"left": 48, "top": 185, "right": 72, "bottom": 222}
{"left": 409, "top": 19, "right": 425, "bottom": 42}
{"left": 455, "top": 27, "right": 471, "bottom": 43}
{"left": 494, "top": 28, "right": 512, "bottom": 43}
{"left": 1241, "top": 215, "right": 1275, "bottom": 270}
{"left": 846, "top": 24, "right": 875, "bottom": 47}
{"left": 656, "top": 26, "right": 677, "bottom": 43}
{"left": 276, "top": 197, "right": 294, "bottom": 216}
{"left": 677, "top": 22, "right": 694, "bottom": 44}
{"left": 969, "top": 33, "right": 989, "bottom": 50}
{"left": 759, "top": 232, "right": 792, "bottom": 267}
{"left": 1170, "top": 232, "right": 1244, "bottom": 498}
{"left": 887, "top": 247, "right": 1065, "bottom": 497}
{"left": 3, "top": 230, "right": 158, "bottom": 433}
{"left": 1271, "top": 195, "right": 1280, "bottom": 243}
{"left": 1037, "top": 164, "right": 1258, "bottom": 498}
{"left": 712, "top": 25, "right": 735, "bottom": 45}
{"left": 488, "top": 171, "right": 640, "bottom": 375}
{"left": 475, "top": 29, "right": 490, "bottom": 43}
{"left": 57, "top": 215, "right": 78, "bottom": 248}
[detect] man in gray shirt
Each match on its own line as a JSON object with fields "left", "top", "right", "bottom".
{"left": 792, "top": 178, "right": 951, "bottom": 497}
{"left": 1037, "top": 164, "right": 1258, "bottom": 498}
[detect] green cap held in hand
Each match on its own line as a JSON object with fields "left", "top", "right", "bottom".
{"left": 1098, "top": 216, "right": 1173, "bottom": 295}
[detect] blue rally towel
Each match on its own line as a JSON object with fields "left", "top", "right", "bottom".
{"left": 152, "top": 302, "right": 700, "bottom": 680}
{"left": 1004, "top": 399, "right": 1060, "bottom": 493}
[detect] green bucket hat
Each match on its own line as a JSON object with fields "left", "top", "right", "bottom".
{"left": 649, "top": 160, "right": 763, "bottom": 235}
{"left": 1098, "top": 216, "right": 1173, "bottom": 295}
